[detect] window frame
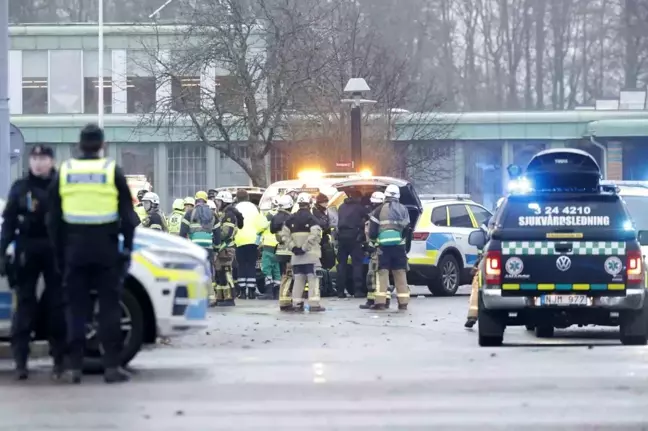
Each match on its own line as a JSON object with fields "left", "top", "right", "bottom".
{"left": 447, "top": 203, "right": 473, "bottom": 228}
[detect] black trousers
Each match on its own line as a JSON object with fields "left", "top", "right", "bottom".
{"left": 236, "top": 244, "right": 258, "bottom": 291}
{"left": 64, "top": 262, "right": 123, "bottom": 369}
{"left": 336, "top": 241, "right": 365, "bottom": 294}
{"left": 11, "top": 248, "right": 67, "bottom": 366}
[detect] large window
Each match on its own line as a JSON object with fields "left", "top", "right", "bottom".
{"left": 22, "top": 51, "right": 48, "bottom": 114}
{"left": 270, "top": 147, "right": 289, "bottom": 182}
{"left": 83, "top": 50, "right": 112, "bottom": 114}
{"left": 171, "top": 76, "right": 200, "bottom": 112}
{"left": 49, "top": 50, "right": 83, "bottom": 114}
{"left": 464, "top": 141, "right": 502, "bottom": 210}
{"left": 215, "top": 75, "right": 243, "bottom": 114}
{"left": 167, "top": 143, "right": 207, "bottom": 201}
{"left": 119, "top": 145, "right": 156, "bottom": 194}
{"left": 127, "top": 51, "right": 157, "bottom": 114}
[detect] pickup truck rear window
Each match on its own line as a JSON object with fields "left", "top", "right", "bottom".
{"left": 501, "top": 195, "right": 629, "bottom": 231}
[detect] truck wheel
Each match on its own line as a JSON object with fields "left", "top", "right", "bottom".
{"left": 534, "top": 325, "right": 554, "bottom": 338}
{"left": 620, "top": 294, "right": 648, "bottom": 346}
{"left": 477, "top": 290, "right": 504, "bottom": 347}
{"left": 83, "top": 288, "right": 145, "bottom": 373}
{"left": 429, "top": 254, "right": 460, "bottom": 296}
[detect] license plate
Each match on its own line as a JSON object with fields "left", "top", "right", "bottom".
{"left": 536, "top": 295, "right": 592, "bottom": 306}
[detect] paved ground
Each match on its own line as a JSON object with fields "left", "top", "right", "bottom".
{"left": 2, "top": 285, "right": 648, "bottom": 429}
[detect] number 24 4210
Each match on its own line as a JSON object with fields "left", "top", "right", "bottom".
{"left": 533, "top": 206, "right": 592, "bottom": 215}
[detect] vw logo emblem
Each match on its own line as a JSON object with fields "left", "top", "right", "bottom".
{"left": 556, "top": 256, "right": 571, "bottom": 271}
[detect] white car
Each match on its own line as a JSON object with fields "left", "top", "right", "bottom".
{"left": 602, "top": 181, "right": 648, "bottom": 263}
{"left": 408, "top": 195, "right": 493, "bottom": 295}
{"left": 0, "top": 198, "right": 210, "bottom": 371}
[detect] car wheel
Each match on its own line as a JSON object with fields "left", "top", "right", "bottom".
{"left": 83, "top": 288, "right": 145, "bottom": 373}
{"left": 620, "top": 295, "right": 648, "bottom": 346}
{"left": 534, "top": 325, "right": 554, "bottom": 338}
{"left": 477, "top": 290, "right": 504, "bottom": 347}
{"left": 429, "top": 254, "right": 460, "bottom": 296}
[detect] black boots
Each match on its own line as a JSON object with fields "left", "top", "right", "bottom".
{"left": 359, "top": 299, "right": 374, "bottom": 309}
{"left": 464, "top": 317, "right": 477, "bottom": 328}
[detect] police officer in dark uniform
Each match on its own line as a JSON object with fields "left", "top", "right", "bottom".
{"left": 335, "top": 190, "right": 368, "bottom": 298}
{"left": 49, "top": 124, "right": 137, "bottom": 384}
{"left": 0, "top": 145, "right": 67, "bottom": 380}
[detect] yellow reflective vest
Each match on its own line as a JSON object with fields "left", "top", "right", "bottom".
{"left": 167, "top": 210, "right": 184, "bottom": 235}
{"left": 59, "top": 158, "right": 119, "bottom": 224}
{"left": 255, "top": 209, "right": 278, "bottom": 247}
{"left": 234, "top": 201, "right": 260, "bottom": 246}
{"left": 134, "top": 204, "right": 147, "bottom": 222}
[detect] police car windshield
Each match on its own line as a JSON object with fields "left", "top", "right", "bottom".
{"left": 500, "top": 194, "right": 631, "bottom": 239}
{"left": 620, "top": 195, "right": 648, "bottom": 230}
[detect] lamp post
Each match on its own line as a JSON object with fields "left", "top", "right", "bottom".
{"left": 0, "top": 0, "right": 9, "bottom": 197}
{"left": 98, "top": 0, "right": 104, "bottom": 128}
{"left": 341, "top": 78, "right": 375, "bottom": 172}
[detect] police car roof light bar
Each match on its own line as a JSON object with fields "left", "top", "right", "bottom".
{"left": 419, "top": 194, "right": 471, "bottom": 200}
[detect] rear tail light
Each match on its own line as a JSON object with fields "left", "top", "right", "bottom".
{"left": 627, "top": 251, "right": 643, "bottom": 282}
{"left": 485, "top": 251, "right": 501, "bottom": 284}
{"left": 412, "top": 232, "right": 429, "bottom": 241}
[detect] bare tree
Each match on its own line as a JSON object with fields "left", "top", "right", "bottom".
{"left": 141, "top": 0, "right": 337, "bottom": 186}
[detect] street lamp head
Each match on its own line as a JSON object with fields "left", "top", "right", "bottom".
{"left": 344, "top": 78, "right": 370, "bottom": 94}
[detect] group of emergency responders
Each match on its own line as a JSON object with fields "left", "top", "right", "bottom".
{"left": 131, "top": 183, "right": 413, "bottom": 312}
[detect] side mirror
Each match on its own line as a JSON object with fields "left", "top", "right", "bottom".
{"left": 468, "top": 229, "right": 487, "bottom": 249}
{"left": 638, "top": 230, "right": 648, "bottom": 246}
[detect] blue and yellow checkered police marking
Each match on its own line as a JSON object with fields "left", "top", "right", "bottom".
{"left": 502, "top": 283, "right": 625, "bottom": 291}
{"left": 502, "top": 241, "right": 625, "bottom": 255}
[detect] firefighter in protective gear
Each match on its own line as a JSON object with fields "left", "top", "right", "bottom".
{"left": 214, "top": 190, "right": 244, "bottom": 305}
{"left": 140, "top": 192, "right": 168, "bottom": 232}
{"left": 465, "top": 197, "right": 503, "bottom": 328}
{"left": 167, "top": 199, "right": 185, "bottom": 235}
{"left": 134, "top": 189, "right": 148, "bottom": 222}
{"left": 280, "top": 193, "right": 325, "bottom": 312}
{"left": 255, "top": 200, "right": 280, "bottom": 300}
{"left": 184, "top": 196, "right": 195, "bottom": 212}
{"left": 368, "top": 184, "right": 411, "bottom": 311}
{"left": 272, "top": 195, "right": 295, "bottom": 310}
{"left": 179, "top": 191, "right": 220, "bottom": 303}
{"left": 207, "top": 199, "right": 217, "bottom": 215}
{"left": 360, "top": 191, "right": 391, "bottom": 309}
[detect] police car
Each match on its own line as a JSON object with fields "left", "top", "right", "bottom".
{"left": 471, "top": 149, "right": 648, "bottom": 347}
{"left": 409, "top": 194, "right": 492, "bottom": 295}
{"left": 0, "top": 209, "right": 210, "bottom": 370}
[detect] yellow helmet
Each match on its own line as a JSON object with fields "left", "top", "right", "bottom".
{"left": 184, "top": 196, "right": 195, "bottom": 206}
{"left": 172, "top": 198, "right": 185, "bottom": 211}
{"left": 195, "top": 191, "right": 208, "bottom": 201}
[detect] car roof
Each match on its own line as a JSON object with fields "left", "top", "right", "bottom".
{"left": 422, "top": 199, "right": 478, "bottom": 206}
{"left": 331, "top": 176, "right": 409, "bottom": 188}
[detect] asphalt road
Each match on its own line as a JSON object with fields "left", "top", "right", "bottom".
{"left": 2, "top": 285, "right": 648, "bottom": 430}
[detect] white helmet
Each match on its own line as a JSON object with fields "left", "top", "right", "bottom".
{"left": 370, "top": 191, "right": 385, "bottom": 204}
{"left": 384, "top": 184, "right": 400, "bottom": 199}
{"left": 215, "top": 190, "right": 233, "bottom": 204}
{"left": 271, "top": 196, "right": 280, "bottom": 208}
{"left": 278, "top": 195, "right": 294, "bottom": 209}
{"left": 207, "top": 200, "right": 217, "bottom": 210}
{"left": 259, "top": 200, "right": 273, "bottom": 211}
{"left": 142, "top": 192, "right": 160, "bottom": 205}
{"left": 296, "top": 192, "right": 311, "bottom": 205}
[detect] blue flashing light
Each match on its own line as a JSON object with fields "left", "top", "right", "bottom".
{"left": 623, "top": 220, "right": 635, "bottom": 231}
{"left": 508, "top": 177, "right": 533, "bottom": 194}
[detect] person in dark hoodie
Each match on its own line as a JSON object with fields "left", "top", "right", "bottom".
{"left": 335, "top": 190, "right": 369, "bottom": 298}
{"left": 0, "top": 145, "right": 67, "bottom": 381}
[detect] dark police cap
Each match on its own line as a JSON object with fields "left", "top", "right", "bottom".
{"left": 29, "top": 145, "right": 54, "bottom": 158}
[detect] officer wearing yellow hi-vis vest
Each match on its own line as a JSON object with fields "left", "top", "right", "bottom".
{"left": 167, "top": 199, "right": 185, "bottom": 235}
{"left": 234, "top": 190, "right": 261, "bottom": 299}
{"left": 49, "top": 124, "right": 136, "bottom": 384}
{"left": 134, "top": 189, "right": 148, "bottom": 222}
